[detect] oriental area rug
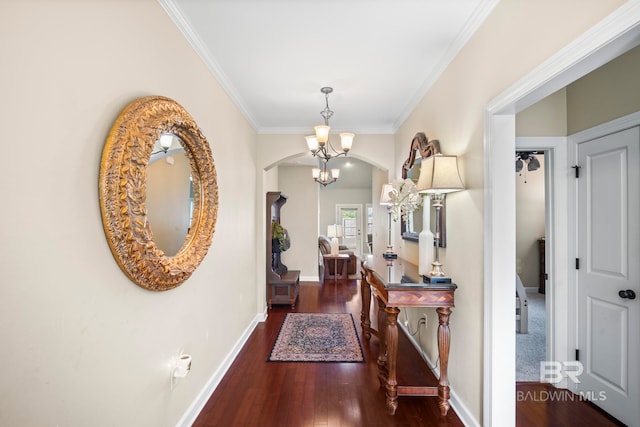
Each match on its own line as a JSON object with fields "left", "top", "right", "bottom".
{"left": 268, "top": 313, "right": 364, "bottom": 363}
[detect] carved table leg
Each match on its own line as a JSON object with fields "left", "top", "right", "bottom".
{"left": 436, "top": 307, "right": 452, "bottom": 415}
{"left": 360, "top": 269, "right": 371, "bottom": 339}
{"left": 376, "top": 295, "right": 388, "bottom": 386}
{"left": 384, "top": 306, "right": 400, "bottom": 415}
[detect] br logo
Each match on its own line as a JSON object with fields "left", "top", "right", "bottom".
{"left": 540, "top": 361, "right": 584, "bottom": 384}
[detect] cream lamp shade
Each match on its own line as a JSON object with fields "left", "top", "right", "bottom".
{"left": 305, "top": 135, "right": 319, "bottom": 151}
{"left": 379, "top": 183, "right": 394, "bottom": 206}
{"left": 340, "top": 133, "right": 354, "bottom": 152}
{"left": 314, "top": 125, "right": 330, "bottom": 144}
{"left": 327, "top": 224, "right": 343, "bottom": 238}
{"left": 417, "top": 155, "right": 464, "bottom": 194}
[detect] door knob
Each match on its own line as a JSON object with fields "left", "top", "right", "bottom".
{"left": 618, "top": 289, "right": 637, "bottom": 300}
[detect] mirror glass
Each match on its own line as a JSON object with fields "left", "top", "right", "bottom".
{"left": 146, "top": 134, "right": 194, "bottom": 257}
{"left": 404, "top": 157, "right": 423, "bottom": 236}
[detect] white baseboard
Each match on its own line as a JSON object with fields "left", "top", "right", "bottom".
{"left": 398, "top": 323, "right": 480, "bottom": 427}
{"left": 176, "top": 310, "right": 266, "bottom": 427}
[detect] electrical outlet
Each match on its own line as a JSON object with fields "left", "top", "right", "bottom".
{"left": 422, "top": 314, "right": 428, "bottom": 328}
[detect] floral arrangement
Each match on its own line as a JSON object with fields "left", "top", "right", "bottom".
{"left": 271, "top": 221, "right": 290, "bottom": 252}
{"left": 385, "top": 178, "right": 422, "bottom": 222}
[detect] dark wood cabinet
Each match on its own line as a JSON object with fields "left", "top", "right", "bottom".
{"left": 266, "top": 192, "right": 299, "bottom": 309}
{"left": 538, "top": 238, "right": 546, "bottom": 294}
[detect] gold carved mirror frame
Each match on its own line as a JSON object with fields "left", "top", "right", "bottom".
{"left": 99, "top": 96, "right": 218, "bottom": 291}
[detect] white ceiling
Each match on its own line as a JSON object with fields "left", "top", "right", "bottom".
{"left": 161, "top": 0, "right": 498, "bottom": 135}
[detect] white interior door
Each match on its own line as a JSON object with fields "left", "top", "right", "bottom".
{"left": 336, "top": 204, "right": 362, "bottom": 257}
{"left": 577, "top": 126, "right": 640, "bottom": 426}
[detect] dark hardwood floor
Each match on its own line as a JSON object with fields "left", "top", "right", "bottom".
{"left": 515, "top": 383, "right": 626, "bottom": 427}
{"left": 193, "top": 278, "right": 625, "bottom": 427}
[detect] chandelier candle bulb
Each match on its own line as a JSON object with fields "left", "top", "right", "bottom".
{"left": 305, "top": 135, "right": 319, "bottom": 152}
{"left": 159, "top": 133, "right": 173, "bottom": 150}
{"left": 340, "top": 133, "right": 354, "bottom": 151}
{"left": 314, "top": 125, "right": 330, "bottom": 144}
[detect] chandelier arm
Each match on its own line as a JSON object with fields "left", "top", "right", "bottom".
{"left": 326, "top": 140, "right": 344, "bottom": 157}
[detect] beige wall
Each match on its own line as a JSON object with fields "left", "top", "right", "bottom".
{"left": 394, "top": 0, "right": 625, "bottom": 422}
{"left": 568, "top": 44, "right": 640, "bottom": 134}
{"left": 278, "top": 166, "right": 320, "bottom": 279}
{"left": 517, "top": 89, "right": 568, "bottom": 137}
{"left": 1, "top": 1, "right": 257, "bottom": 426}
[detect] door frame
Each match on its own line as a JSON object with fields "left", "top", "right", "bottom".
{"left": 335, "top": 203, "right": 363, "bottom": 256}
{"left": 483, "top": 4, "right": 640, "bottom": 426}
{"left": 516, "top": 137, "right": 568, "bottom": 385}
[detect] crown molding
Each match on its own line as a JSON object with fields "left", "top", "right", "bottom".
{"left": 158, "top": 0, "right": 259, "bottom": 130}
{"left": 392, "top": 0, "right": 501, "bottom": 132}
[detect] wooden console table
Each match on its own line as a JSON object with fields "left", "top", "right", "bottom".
{"left": 360, "top": 255, "right": 456, "bottom": 416}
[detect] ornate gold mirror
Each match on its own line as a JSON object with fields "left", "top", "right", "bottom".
{"left": 99, "top": 96, "right": 218, "bottom": 291}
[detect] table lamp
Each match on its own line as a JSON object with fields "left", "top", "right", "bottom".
{"left": 417, "top": 155, "right": 464, "bottom": 281}
{"left": 327, "top": 224, "right": 343, "bottom": 256}
{"left": 379, "top": 183, "right": 397, "bottom": 259}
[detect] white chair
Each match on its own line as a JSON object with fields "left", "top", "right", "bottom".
{"left": 516, "top": 274, "right": 528, "bottom": 334}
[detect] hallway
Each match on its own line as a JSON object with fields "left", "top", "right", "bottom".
{"left": 194, "top": 279, "right": 463, "bottom": 426}
{"left": 193, "top": 279, "right": 624, "bottom": 426}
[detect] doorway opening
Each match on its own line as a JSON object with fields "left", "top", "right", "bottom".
{"left": 336, "top": 204, "right": 363, "bottom": 257}
{"left": 515, "top": 149, "right": 548, "bottom": 382}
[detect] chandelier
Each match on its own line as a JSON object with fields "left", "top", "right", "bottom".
{"left": 305, "top": 87, "right": 355, "bottom": 186}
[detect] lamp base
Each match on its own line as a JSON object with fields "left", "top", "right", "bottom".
{"left": 423, "top": 275, "right": 452, "bottom": 284}
{"left": 427, "top": 260, "right": 447, "bottom": 279}
{"left": 330, "top": 237, "right": 340, "bottom": 256}
{"left": 383, "top": 245, "right": 397, "bottom": 259}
